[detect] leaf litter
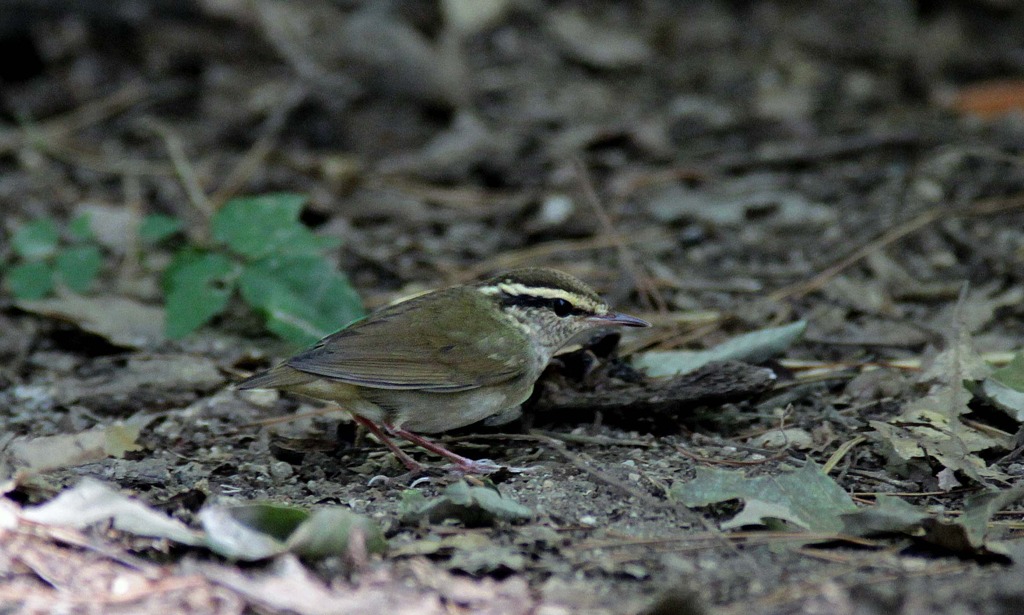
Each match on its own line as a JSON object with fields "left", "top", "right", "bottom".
{"left": 6, "top": 3, "right": 1024, "bottom": 614}
{"left": 869, "top": 290, "right": 1015, "bottom": 486}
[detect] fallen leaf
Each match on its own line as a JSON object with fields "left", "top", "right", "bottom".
{"left": 871, "top": 301, "right": 1008, "bottom": 486}
{"left": 4, "top": 417, "right": 148, "bottom": 477}
{"left": 869, "top": 406, "right": 1012, "bottom": 485}
{"left": 400, "top": 481, "right": 533, "bottom": 526}
{"left": 442, "top": 0, "right": 509, "bottom": 35}
{"left": 286, "top": 507, "right": 387, "bottom": 559}
{"left": 839, "top": 495, "right": 929, "bottom": 537}
{"left": 981, "top": 351, "right": 1024, "bottom": 421}
{"left": 545, "top": 9, "right": 651, "bottom": 69}
{"left": 634, "top": 321, "right": 806, "bottom": 377}
{"left": 671, "top": 462, "right": 856, "bottom": 532}
{"left": 200, "top": 502, "right": 386, "bottom": 561}
{"left": 55, "top": 354, "right": 225, "bottom": 410}
{"left": 199, "top": 505, "right": 295, "bottom": 561}
{"left": 17, "top": 293, "right": 165, "bottom": 349}
{"left": 21, "top": 478, "right": 204, "bottom": 546}
{"left": 940, "top": 485, "right": 1024, "bottom": 552}
{"left": 950, "top": 79, "right": 1024, "bottom": 118}
{"left": 748, "top": 428, "right": 814, "bottom": 450}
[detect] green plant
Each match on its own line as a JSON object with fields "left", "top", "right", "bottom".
{"left": 5, "top": 215, "right": 104, "bottom": 299}
{"left": 139, "top": 213, "right": 184, "bottom": 245}
{"left": 163, "top": 193, "right": 364, "bottom": 345}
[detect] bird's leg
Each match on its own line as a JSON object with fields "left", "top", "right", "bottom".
{"left": 384, "top": 424, "right": 502, "bottom": 474}
{"left": 352, "top": 416, "right": 424, "bottom": 472}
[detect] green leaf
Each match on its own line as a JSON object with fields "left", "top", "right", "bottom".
{"left": 12, "top": 219, "right": 60, "bottom": 259}
{"left": 68, "top": 213, "right": 94, "bottom": 242}
{"left": 139, "top": 214, "right": 184, "bottom": 245}
{"left": 839, "top": 495, "right": 930, "bottom": 537}
{"left": 671, "top": 462, "right": 856, "bottom": 532}
{"left": 956, "top": 485, "right": 1024, "bottom": 549}
{"left": 55, "top": 245, "right": 103, "bottom": 293}
{"left": 199, "top": 503, "right": 386, "bottom": 561}
{"left": 6, "top": 260, "right": 55, "bottom": 299}
{"left": 212, "top": 194, "right": 338, "bottom": 260}
{"left": 634, "top": 320, "right": 807, "bottom": 377}
{"left": 979, "top": 351, "right": 1024, "bottom": 421}
{"left": 164, "top": 252, "right": 236, "bottom": 339}
{"left": 238, "top": 255, "right": 364, "bottom": 346}
{"left": 400, "top": 481, "right": 534, "bottom": 526}
{"left": 217, "top": 503, "right": 310, "bottom": 542}
{"left": 286, "top": 508, "right": 387, "bottom": 558}
{"left": 199, "top": 504, "right": 297, "bottom": 561}
{"left": 990, "top": 352, "right": 1024, "bottom": 391}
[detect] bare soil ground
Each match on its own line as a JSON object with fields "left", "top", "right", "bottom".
{"left": 3, "top": 2, "right": 1024, "bottom": 613}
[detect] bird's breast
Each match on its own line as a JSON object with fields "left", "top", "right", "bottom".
{"left": 364, "top": 376, "right": 535, "bottom": 433}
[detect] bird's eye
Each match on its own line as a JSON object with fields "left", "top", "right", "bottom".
{"left": 551, "top": 298, "right": 573, "bottom": 317}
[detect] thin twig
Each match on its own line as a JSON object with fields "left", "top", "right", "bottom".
{"left": 770, "top": 193, "right": 1024, "bottom": 302}
{"left": 673, "top": 443, "right": 789, "bottom": 467}
{"left": 209, "top": 85, "right": 308, "bottom": 208}
{"left": 0, "top": 81, "right": 149, "bottom": 153}
{"left": 573, "top": 156, "right": 668, "bottom": 312}
{"left": 146, "top": 120, "right": 213, "bottom": 219}
{"left": 460, "top": 229, "right": 669, "bottom": 279}
{"left": 467, "top": 432, "right": 759, "bottom": 569}
{"left": 769, "top": 207, "right": 944, "bottom": 301}
{"left": 821, "top": 436, "right": 866, "bottom": 474}
{"left": 528, "top": 429, "right": 653, "bottom": 448}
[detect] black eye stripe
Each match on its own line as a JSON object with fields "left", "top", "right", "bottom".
{"left": 500, "top": 294, "right": 588, "bottom": 317}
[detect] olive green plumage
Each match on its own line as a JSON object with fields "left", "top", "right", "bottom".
{"left": 236, "top": 267, "right": 648, "bottom": 471}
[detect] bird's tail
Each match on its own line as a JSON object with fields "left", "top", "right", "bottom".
{"left": 234, "top": 363, "right": 314, "bottom": 390}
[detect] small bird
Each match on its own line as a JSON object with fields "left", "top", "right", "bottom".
{"left": 236, "top": 268, "right": 649, "bottom": 473}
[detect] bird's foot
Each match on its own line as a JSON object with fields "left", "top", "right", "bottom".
{"left": 444, "top": 457, "right": 504, "bottom": 475}
{"left": 367, "top": 465, "right": 445, "bottom": 487}
{"left": 444, "top": 458, "right": 541, "bottom": 475}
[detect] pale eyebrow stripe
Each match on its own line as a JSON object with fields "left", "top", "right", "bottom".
{"left": 479, "top": 282, "right": 605, "bottom": 313}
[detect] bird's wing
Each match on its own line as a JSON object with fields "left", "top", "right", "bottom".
{"left": 285, "top": 288, "right": 530, "bottom": 392}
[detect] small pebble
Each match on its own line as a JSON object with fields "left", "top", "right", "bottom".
{"left": 269, "top": 461, "right": 294, "bottom": 480}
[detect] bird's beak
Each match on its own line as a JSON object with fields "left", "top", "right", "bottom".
{"left": 588, "top": 312, "right": 650, "bottom": 327}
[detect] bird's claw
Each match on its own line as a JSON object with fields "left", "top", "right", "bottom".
{"left": 366, "top": 466, "right": 445, "bottom": 487}
{"left": 443, "top": 458, "right": 502, "bottom": 475}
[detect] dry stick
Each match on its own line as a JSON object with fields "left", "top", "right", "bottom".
{"left": 379, "top": 177, "right": 534, "bottom": 213}
{"left": 460, "top": 229, "right": 668, "bottom": 279}
{"left": 572, "top": 157, "right": 669, "bottom": 313}
{"left": 147, "top": 121, "right": 214, "bottom": 220}
{"left": 520, "top": 433, "right": 675, "bottom": 510}
{"left": 209, "top": 85, "right": 308, "bottom": 209}
{"left": 144, "top": 120, "right": 215, "bottom": 245}
{"left": 474, "top": 432, "right": 759, "bottom": 568}
{"left": 253, "top": 1, "right": 360, "bottom": 99}
{"left": 528, "top": 429, "right": 653, "bottom": 448}
{"left": 769, "top": 207, "right": 944, "bottom": 302}
{"left": 14, "top": 83, "right": 176, "bottom": 177}
{"left": 619, "top": 318, "right": 724, "bottom": 355}
{"left": 0, "top": 81, "right": 149, "bottom": 153}
{"left": 240, "top": 405, "right": 345, "bottom": 428}
{"left": 821, "top": 436, "right": 867, "bottom": 475}
{"left": 31, "top": 142, "right": 174, "bottom": 177}
{"left": 118, "top": 173, "right": 144, "bottom": 292}
{"left": 769, "top": 193, "right": 1024, "bottom": 302}
{"left": 718, "top": 562, "right": 972, "bottom": 615}
{"left": 575, "top": 531, "right": 881, "bottom": 552}
{"left": 673, "top": 444, "right": 789, "bottom": 467}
